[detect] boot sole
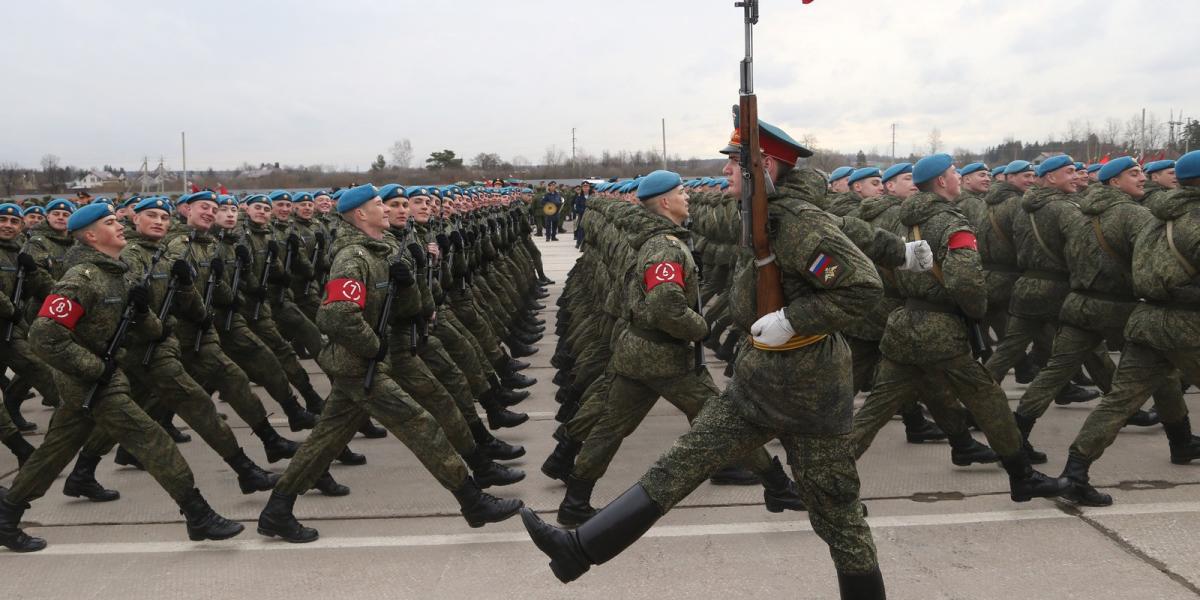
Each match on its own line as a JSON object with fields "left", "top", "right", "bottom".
{"left": 256, "top": 526, "right": 319, "bottom": 543}
{"left": 63, "top": 489, "right": 121, "bottom": 502}
{"left": 556, "top": 510, "right": 594, "bottom": 528}
{"left": 476, "top": 472, "right": 527, "bottom": 488}
{"left": 188, "top": 523, "right": 245, "bottom": 541}
{"left": 465, "top": 503, "right": 522, "bottom": 528}
{"left": 907, "top": 435, "right": 949, "bottom": 444}
{"left": 951, "top": 455, "right": 1000, "bottom": 467}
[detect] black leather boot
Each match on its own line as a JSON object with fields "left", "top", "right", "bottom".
{"left": 709, "top": 464, "right": 761, "bottom": 486}
{"left": 1163, "top": 416, "right": 1200, "bottom": 464}
{"left": 552, "top": 370, "right": 571, "bottom": 388}
{"left": 521, "top": 483, "right": 663, "bottom": 583}
{"left": 555, "top": 395, "right": 580, "bottom": 424}
{"left": 114, "top": 446, "right": 145, "bottom": 470}
{"left": 299, "top": 385, "right": 325, "bottom": 416}
{"left": 1054, "top": 383, "right": 1099, "bottom": 405}
{"left": 506, "top": 338, "right": 539, "bottom": 358}
{"left": 453, "top": 477, "right": 523, "bottom": 528}
{"left": 497, "top": 387, "right": 529, "bottom": 407}
{"left": 948, "top": 432, "right": 1000, "bottom": 466}
{"left": 470, "top": 420, "right": 525, "bottom": 461}
{"left": 311, "top": 471, "right": 350, "bottom": 496}
{"left": 837, "top": 567, "right": 887, "bottom": 600}
{"left": 507, "top": 357, "right": 531, "bottom": 372}
{"left": 1, "top": 432, "right": 34, "bottom": 467}
{"left": 550, "top": 351, "right": 574, "bottom": 371}
{"left": 178, "top": 489, "right": 244, "bottom": 541}
{"left": 1125, "top": 408, "right": 1162, "bottom": 428}
{"left": 358, "top": 419, "right": 387, "bottom": 439}
{"left": 901, "top": 405, "right": 948, "bottom": 443}
{"left": 257, "top": 490, "right": 319, "bottom": 543}
{"left": 480, "top": 388, "right": 529, "bottom": 429}
{"left": 1013, "top": 354, "right": 1039, "bottom": 384}
{"left": 225, "top": 449, "right": 280, "bottom": 494}
{"left": 252, "top": 420, "right": 299, "bottom": 463}
{"left": 3, "top": 380, "right": 36, "bottom": 432}
{"left": 512, "top": 330, "right": 542, "bottom": 346}
{"left": 160, "top": 412, "right": 191, "bottom": 443}
{"left": 542, "top": 426, "right": 583, "bottom": 482}
{"left": 1012, "top": 412, "right": 1047, "bottom": 464}
{"left": 501, "top": 369, "right": 536, "bottom": 390}
{"left": 1001, "top": 453, "right": 1069, "bottom": 502}
{"left": 1059, "top": 454, "right": 1112, "bottom": 506}
{"left": 336, "top": 445, "right": 367, "bottom": 466}
{"left": 760, "top": 457, "right": 806, "bottom": 513}
{"left": 0, "top": 498, "right": 46, "bottom": 552}
{"left": 557, "top": 476, "right": 597, "bottom": 527}
{"left": 279, "top": 395, "right": 317, "bottom": 431}
{"left": 62, "top": 453, "right": 120, "bottom": 502}
{"left": 465, "top": 447, "right": 525, "bottom": 487}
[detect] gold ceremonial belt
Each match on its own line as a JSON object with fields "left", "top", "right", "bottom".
{"left": 752, "top": 334, "right": 828, "bottom": 352}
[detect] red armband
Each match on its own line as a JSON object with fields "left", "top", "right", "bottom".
{"left": 644, "top": 261, "right": 684, "bottom": 292}
{"left": 38, "top": 294, "right": 85, "bottom": 330}
{"left": 948, "top": 231, "right": 978, "bottom": 251}
{"left": 323, "top": 278, "right": 366, "bottom": 308}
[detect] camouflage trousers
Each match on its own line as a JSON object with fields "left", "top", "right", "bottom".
{"left": 569, "top": 318, "right": 617, "bottom": 392}
{"left": 218, "top": 314, "right": 298, "bottom": 414}
{"left": 0, "top": 335, "right": 61, "bottom": 413}
{"left": 852, "top": 354, "right": 1021, "bottom": 459}
{"left": 984, "top": 315, "right": 1055, "bottom": 383}
{"left": 0, "top": 398, "right": 17, "bottom": 441}
{"left": 81, "top": 339, "right": 241, "bottom": 460}
{"left": 7, "top": 370, "right": 195, "bottom": 505}
{"left": 272, "top": 298, "right": 325, "bottom": 360}
{"left": 387, "top": 348, "right": 475, "bottom": 454}
{"left": 418, "top": 334, "right": 484, "bottom": 431}
{"left": 1070, "top": 342, "right": 1194, "bottom": 462}
{"left": 1015, "top": 324, "right": 1118, "bottom": 422}
{"left": 433, "top": 309, "right": 494, "bottom": 397}
{"left": 564, "top": 372, "right": 613, "bottom": 442}
{"left": 448, "top": 292, "right": 506, "bottom": 368}
{"left": 574, "top": 369, "right": 772, "bottom": 482}
{"left": 639, "top": 391, "right": 878, "bottom": 575}
{"left": 275, "top": 371, "right": 468, "bottom": 495}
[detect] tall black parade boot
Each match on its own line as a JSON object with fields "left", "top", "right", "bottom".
{"left": 62, "top": 453, "right": 120, "bottom": 502}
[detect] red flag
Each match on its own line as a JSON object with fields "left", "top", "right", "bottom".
{"left": 190, "top": 182, "right": 200, "bottom": 193}
{"left": 218, "top": 184, "right": 229, "bottom": 195}
{"left": 1100, "top": 153, "right": 1111, "bottom": 164}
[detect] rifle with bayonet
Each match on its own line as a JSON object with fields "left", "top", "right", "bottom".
{"left": 5, "top": 244, "right": 31, "bottom": 342}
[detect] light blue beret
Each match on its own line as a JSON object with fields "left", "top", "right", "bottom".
{"left": 46, "top": 198, "right": 77, "bottom": 213}
{"left": 133, "top": 197, "right": 172, "bottom": 214}
{"left": 717, "top": 178, "right": 730, "bottom": 190}
{"left": 66, "top": 202, "right": 116, "bottom": 233}
{"left": 1005, "top": 160, "right": 1033, "bottom": 175}
{"left": 378, "top": 184, "right": 405, "bottom": 201}
{"left": 1143, "top": 160, "right": 1175, "bottom": 176}
{"left": 337, "top": 184, "right": 379, "bottom": 213}
{"left": 1074, "top": 162, "right": 1086, "bottom": 171}
{"left": 1176, "top": 151, "right": 1200, "bottom": 180}
{"left": 638, "top": 170, "right": 684, "bottom": 200}
{"left": 1098, "top": 156, "right": 1137, "bottom": 183}
{"left": 848, "top": 167, "right": 882, "bottom": 185}
{"left": 0, "top": 203, "right": 22, "bottom": 217}
{"left": 23, "top": 206, "right": 45, "bottom": 217}
{"left": 119, "top": 196, "right": 141, "bottom": 209}
{"left": 912, "top": 153, "right": 955, "bottom": 185}
{"left": 882, "top": 162, "right": 914, "bottom": 183}
{"left": 958, "top": 162, "right": 987, "bottom": 176}
{"left": 268, "top": 190, "right": 292, "bottom": 203}
{"left": 991, "top": 165, "right": 1008, "bottom": 177}
{"left": 405, "top": 186, "right": 432, "bottom": 199}
{"left": 1086, "top": 163, "right": 1103, "bottom": 174}
{"left": 829, "top": 166, "right": 854, "bottom": 182}
{"left": 182, "top": 190, "right": 217, "bottom": 205}
{"left": 243, "top": 194, "right": 271, "bottom": 206}
{"left": 331, "top": 189, "right": 346, "bottom": 200}
{"left": 292, "top": 192, "right": 314, "bottom": 203}
{"left": 1035, "top": 155, "right": 1074, "bottom": 177}
{"left": 216, "top": 194, "right": 238, "bottom": 207}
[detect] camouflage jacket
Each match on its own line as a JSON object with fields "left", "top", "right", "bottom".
{"left": 120, "top": 232, "right": 201, "bottom": 360}
{"left": 727, "top": 171, "right": 883, "bottom": 435}
{"left": 956, "top": 190, "right": 987, "bottom": 228}
{"left": 975, "top": 182, "right": 1023, "bottom": 272}
{"left": 240, "top": 220, "right": 286, "bottom": 320}
{"left": 270, "top": 219, "right": 315, "bottom": 304}
{"left": 287, "top": 215, "right": 329, "bottom": 301}
{"left": 25, "top": 221, "right": 74, "bottom": 282}
{"left": 0, "top": 236, "right": 52, "bottom": 334}
{"left": 879, "top": 192, "right": 985, "bottom": 365}
{"left": 845, "top": 194, "right": 906, "bottom": 340}
{"left": 1009, "top": 186, "right": 1080, "bottom": 319}
{"left": 1125, "top": 186, "right": 1200, "bottom": 351}
{"left": 165, "top": 228, "right": 234, "bottom": 349}
{"left": 826, "top": 191, "right": 863, "bottom": 217}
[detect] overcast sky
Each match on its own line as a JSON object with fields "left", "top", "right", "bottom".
{"left": 3, "top": 0, "right": 1197, "bottom": 171}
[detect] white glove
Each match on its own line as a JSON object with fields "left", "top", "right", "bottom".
{"left": 899, "top": 240, "right": 933, "bottom": 272}
{"left": 750, "top": 308, "right": 794, "bottom": 347}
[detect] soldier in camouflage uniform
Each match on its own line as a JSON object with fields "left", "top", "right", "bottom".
{"left": 0, "top": 203, "right": 243, "bottom": 553}
{"left": 849, "top": 154, "right": 1069, "bottom": 505}
{"left": 256, "top": 185, "right": 523, "bottom": 543}
{"left": 265, "top": 190, "right": 326, "bottom": 362}
{"left": 1059, "top": 151, "right": 1200, "bottom": 506}
{"left": 0, "top": 204, "right": 42, "bottom": 464}
{"left": 1142, "top": 159, "right": 1178, "bottom": 205}
{"left": 955, "top": 162, "right": 990, "bottom": 227}
{"left": 523, "top": 126, "right": 887, "bottom": 597}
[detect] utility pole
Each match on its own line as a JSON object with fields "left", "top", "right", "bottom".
{"left": 181, "top": 131, "right": 188, "bottom": 195}
{"left": 1168, "top": 109, "right": 1184, "bottom": 156}
{"left": 571, "top": 128, "right": 577, "bottom": 177}
{"left": 1140, "top": 108, "right": 1146, "bottom": 160}
{"left": 891, "top": 123, "right": 896, "bottom": 161}
{"left": 661, "top": 118, "right": 668, "bottom": 170}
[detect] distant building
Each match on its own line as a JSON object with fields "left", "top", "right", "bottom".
{"left": 68, "top": 170, "right": 124, "bottom": 190}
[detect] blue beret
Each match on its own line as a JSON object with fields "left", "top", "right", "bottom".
{"left": 718, "top": 178, "right": 730, "bottom": 190}
{"left": 0, "top": 203, "right": 22, "bottom": 217}
{"left": 829, "top": 166, "right": 854, "bottom": 182}
{"left": 958, "top": 162, "right": 987, "bottom": 177}
{"left": 1035, "top": 155, "right": 1074, "bottom": 177}
{"left": 637, "top": 170, "right": 683, "bottom": 200}
{"left": 216, "top": 194, "right": 238, "bottom": 207}
{"left": 1176, "top": 150, "right": 1200, "bottom": 180}
{"left": 66, "top": 202, "right": 117, "bottom": 233}
{"left": 1098, "top": 156, "right": 1138, "bottom": 183}
{"left": 313, "top": 190, "right": 332, "bottom": 199}
{"left": 620, "top": 181, "right": 638, "bottom": 194}
{"left": 378, "top": 184, "right": 406, "bottom": 201}
{"left": 133, "top": 197, "right": 172, "bottom": 214}
{"left": 268, "top": 190, "right": 292, "bottom": 203}
{"left": 119, "top": 196, "right": 141, "bottom": 209}
{"left": 46, "top": 198, "right": 77, "bottom": 213}
{"left": 428, "top": 187, "right": 442, "bottom": 198}
{"left": 292, "top": 192, "right": 314, "bottom": 203}
{"left": 848, "top": 167, "right": 882, "bottom": 185}
{"left": 331, "top": 189, "right": 346, "bottom": 200}
{"left": 243, "top": 194, "right": 271, "bottom": 206}
{"left": 882, "top": 163, "right": 914, "bottom": 183}
{"left": 1073, "top": 162, "right": 1086, "bottom": 171}
{"left": 1143, "top": 160, "right": 1175, "bottom": 176}
{"left": 337, "top": 184, "right": 379, "bottom": 213}
{"left": 23, "top": 206, "right": 45, "bottom": 217}
{"left": 1005, "top": 160, "right": 1033, "bottom": 175}
{"left": 183, "top": 190, "right": 217, "bottom": 205}
{"left": 94, "top": 197, "right": 113, "bottom": 206}
{"left": 991, "top": 165, "right": 1008, "bottom": 176}
{"left": 405, "top": 186, "right": 432, "bottom": 199}
{"left": 1086, "top": 163, "right": 1103, "bottom": 174}
{"left": 913, "top": 154, "right": 955, "bottom": 186}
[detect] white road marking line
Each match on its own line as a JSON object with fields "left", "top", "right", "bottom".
{"left": 8, "top": 501, "right": 1200, "bottom": 557}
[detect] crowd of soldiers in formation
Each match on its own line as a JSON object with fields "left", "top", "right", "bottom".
{"left": 0, "top": 183, "right": 555, "bottom": 550}
{"left": 1, "top": 134, "right": 1198, "bottom": 600}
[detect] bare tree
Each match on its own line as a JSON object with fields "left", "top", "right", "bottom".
{"left": 471, "top": 152, "right": 503, "bottom": 170}
{"left": 40, "top": 154, "right": 68, "bottom": 193}
{"left": 928, "top": 128, "right": 943, "bottom": 154}
{"left": 1103, "top": 118, "right": 1122, "bottom": 147}
{"left": 0, "top": 162, "right": 22, "bottom": 196}
{"left": 388, "top": 139, "right": 413, "bottom": 169}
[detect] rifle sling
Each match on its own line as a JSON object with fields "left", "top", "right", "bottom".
{"left": 1091, "top": 217, "right": 1129, "bottom": 273}
{"left": 1027, "top": 211, "right": 1065, "bottom": 266}
{"left": 986, "top": 206, "right": 1014, "bottom": 252}
{"left": 909, "top": 224, "right": 944, "bottom": 284}
{"left": 1166, "top": 220, "right": 1199, "bottom": 279}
